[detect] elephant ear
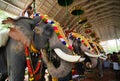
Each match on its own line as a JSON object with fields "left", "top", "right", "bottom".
{"left": 42, "top": 24, "right": 54, "bottom": 38}
{"left": 32, "top": 16, "right": 41, "bottom": 25}
{"left": 8, "top": 27, "right": 30, "bottom": 46}
{"left": 2, "top": 17, "right": 15, "bottom": 26}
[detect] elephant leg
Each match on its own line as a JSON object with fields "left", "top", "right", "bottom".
{"left": 7, "top": 53, "right": 26, "bottom": 81}
{"left": 90, "top": 58, "right": 98, "bottom": 68}
{"left": 97, "top": 59, "right": 103, "bottom": 78}
{"left": 0, "top": 47, "right": 8, "bottom": 81}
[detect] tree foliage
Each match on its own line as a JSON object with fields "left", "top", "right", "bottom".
{"left": 0, "top": 10, "right": 16, "bottom": 29}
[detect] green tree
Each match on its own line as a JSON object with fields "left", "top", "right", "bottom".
{"left": 0, "top": 9, "right": 16, "bottom": 29}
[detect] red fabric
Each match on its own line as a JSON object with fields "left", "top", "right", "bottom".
{"left": 72, "top": 69, "right": 77, "bottom": 75}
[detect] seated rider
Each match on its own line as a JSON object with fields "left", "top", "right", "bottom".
{"left": 20, "top": 0, "right": 35, "bottom": 18}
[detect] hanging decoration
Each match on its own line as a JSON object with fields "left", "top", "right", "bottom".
{"left": 33, "top": 0, "right": 36, "bottom": 14}
{"left": 78, "top": 17, "right": 87, "bottom": 24}
{"left": 90, "top": 31, "right": 97, "bottom": 38}
{"left": 25, "top": 45, "right": 42, "bottom": 81}
{"left": 58, "top": 0, "right": 74, "bottom": 6}
{"left": 83, "top": 23, "right": 92, "bottom": 28}
{"left": 85, "top": 29, "right": 92, "bottom": 34}
{"left": 58, "top": 0, "right": 74, "bottom": 29}
{"left": 70, "top": 6, "right": 84, "bottom": 16}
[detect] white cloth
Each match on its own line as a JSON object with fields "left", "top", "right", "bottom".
{"left": 72, "top": 75, "right": 79, "bottom": 79}
{"left": 24, "top": 75, "right": 28, "bottom": 81}
{"left": 104, "top": 60, "right": 111, "bottom": 68}
{"left": 19, "top": 12, "right": 29, "bottom": 17}
{"left": 113, "top": 62, "right": 120, "bottom": 70}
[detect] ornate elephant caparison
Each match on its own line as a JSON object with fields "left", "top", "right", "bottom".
{"left": 1, "top": 15, "right": 86, "bottom": 81}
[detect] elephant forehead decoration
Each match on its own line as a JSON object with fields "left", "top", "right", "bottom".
{"left": 69, "top": 32, "right": 95, "bottom": 53}
{"left": 88, "top": 39, "right": 100, "bottom": 54}
{"left": 39, "top": 15, "right": 73, "bottom": 50}
{"left": 36, "top": 16, "right": 104, "bottom": 59}
{"left": 87, "top": 39, "right": 107, "bottom": 60}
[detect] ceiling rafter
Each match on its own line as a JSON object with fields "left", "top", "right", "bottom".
{"left": 53, "top": 7, "right": 63, "bottom": 19}
{"left": 90, "top": 13, "right": 120, "bottom": 23}
{"left": 0, "top": 0, "right": 120, "bottom": 41}
{"left": 86, "top": 8, "right": 120, "bottom": 22}
{"left": 37, "top": 0, "right": 46, "bottom": 11}
{"left": 64, "top": 16, "right": 79, "bottom": 29}
{"left": 85, "top": 1, "right": 120, "bottom": 16}
{"left": 46, "top": 1, "right": 57, "bottom": 14}
{"left": 1, "top": 0, "right": 22, "bottom": 11}
{"left": 62, "top": 15, "right": 74, "bottom": 28}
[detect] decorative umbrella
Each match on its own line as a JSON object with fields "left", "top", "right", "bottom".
{"left": 58, "top": 0, "right": 74, "bottom": 6}
{"left": 78, "top": 17, "right": 87, "bottom": 24}
{"left": 70, "top": 6, "right": 84, "bottom": 16}
{"left": 83, "top": 23, "right": 92, "bottom": 28}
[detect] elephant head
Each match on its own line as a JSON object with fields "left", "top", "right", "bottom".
{"left": 87, "top": 39, "right": 107, "bottom": 60}
{"left": 2, "top": 16, "right": 85, "bottom": 78}
{"left": 2, "top": 17, "right": 43, "bottom": 81}
{"left": 67, "top": 32, "right": 107, "bottom": 68}
{"left": 30, "top": 16, "right": 85, "bottom": 78}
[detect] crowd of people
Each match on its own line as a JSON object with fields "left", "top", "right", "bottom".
{"left": 104, "top": 51, "right": 120, "bottom": 79}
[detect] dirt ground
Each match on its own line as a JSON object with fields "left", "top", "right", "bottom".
{"left": 79, "top": 68, "right": 120, "bottom": 81}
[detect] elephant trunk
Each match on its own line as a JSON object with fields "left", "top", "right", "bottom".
{"left": 90, "top": 57, "right": 98, "bottom": 68}
{"left": 41, "top": 49, "right": 72, "bottom": 78}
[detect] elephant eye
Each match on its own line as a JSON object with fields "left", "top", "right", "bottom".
{"left": 33, "top": 27, "right": 41, "bottom": 34}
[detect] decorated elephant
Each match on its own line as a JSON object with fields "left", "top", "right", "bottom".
{"left": 1, "top": 15, "right": 86, "bottom": 81}
{"left": 87, "top": 39, "right": 107, "bottom": 78}
{"left": 68, "top": 32, "right": 107, "bottom": 78}
{"left": 1, "top": 17, "right": 47, "bottom": 81}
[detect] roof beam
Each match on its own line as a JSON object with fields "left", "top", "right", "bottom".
{"left": 53, "top": 7, "right": 63, "bottom": 18}
{"left": 46, "top": 1, "right": 57, "bottom": 14}
{"left": 1, "top": 0, "right": 22, "bottom": 11}
{"left": 90, "top": 13, "right": 120, "bottom": 23}
{"left": 37, "top": 0, "right": 46, "bottom": 11}
{"left": 64, "top": 16, "right": 78, "bottom": 29}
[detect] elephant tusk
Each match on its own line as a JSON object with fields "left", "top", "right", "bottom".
{"left": 99, "top": 54, "right": 107, "bottom": 60}
{"left": 54, "top": 48, "right": 85, "bottom": 62}
{"left": 84, "top": 52, "right": 99, "bottom": 58}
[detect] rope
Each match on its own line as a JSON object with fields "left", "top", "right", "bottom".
{"left": 33, "top": 0, "right": 36, "bottom": 14}
{"left": 65, "top": 0, "right": 71, "bottom": 29}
